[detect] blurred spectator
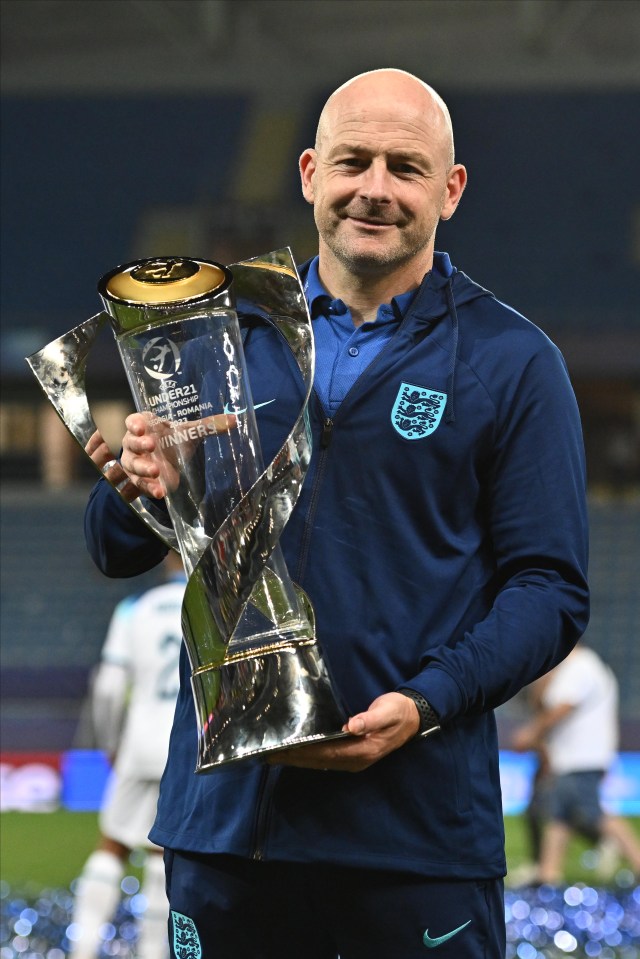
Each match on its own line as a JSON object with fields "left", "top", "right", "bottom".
{"left": 69, "top": 552, "right": 185, "bottom": 959}
{"left": 512, "top": 643, "right": 640, "bottom": 885}
{"left": 508, "top": 674, "right": 553, "bottom": 886}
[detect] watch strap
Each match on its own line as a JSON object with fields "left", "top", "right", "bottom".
{"left": 398, "top": 688, "right": 440, "bottom": 738}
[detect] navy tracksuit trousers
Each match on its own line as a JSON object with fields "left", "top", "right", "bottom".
{"left": 165, "top": 850, "right": 505, "bottom": 958}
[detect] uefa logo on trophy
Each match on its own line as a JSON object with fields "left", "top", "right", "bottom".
{"left": 27, "top": 249, "right": 347, "bottom": 770}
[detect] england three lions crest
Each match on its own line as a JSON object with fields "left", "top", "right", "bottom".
{"left": 391, "top": 383, "right": 447, "bottom": 440}
{"left": 171, "top": 910, "right": 202, "bottom": 958}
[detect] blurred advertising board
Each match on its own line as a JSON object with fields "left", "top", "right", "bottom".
{"left": 1, "top": 750, "right": 639, "bottom": 814}
{"left": 499, "top": 751, "right": 640, "bottom": 815}
{"left": 0, "top": 753, "right": 62, "bottom": 812}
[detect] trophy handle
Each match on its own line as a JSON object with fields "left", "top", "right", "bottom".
{"left": 26, "top": 312, "right": 179, "bottom": 551}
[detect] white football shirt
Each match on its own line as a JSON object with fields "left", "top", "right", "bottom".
{"left": 93, "top": 575, "right": 185, "bottom": 779}
{"left": 542, "top": 646, "right": 618, "bottom": 775}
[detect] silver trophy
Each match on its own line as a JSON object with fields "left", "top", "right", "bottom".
{"left": 27, "top": 249, "right": 347, "bottom": 770}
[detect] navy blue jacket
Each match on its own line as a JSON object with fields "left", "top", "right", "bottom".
{"left": 85, "top": 253, "right": 589, "bottom": 878}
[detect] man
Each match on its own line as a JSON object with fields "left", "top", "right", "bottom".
{"left": 84, "top": 69, "right": 589, "bottom": 958}
{"left": 512, "top": 644, "right": 640, "bottom": 885}
{"left": 69, "top": 553, "right": 185, "bottom": 959}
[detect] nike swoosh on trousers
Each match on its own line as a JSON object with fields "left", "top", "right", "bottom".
{"left": 423, "top": 919, "right": 471, "bottom": 948}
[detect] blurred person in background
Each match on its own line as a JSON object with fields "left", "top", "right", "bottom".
{"left": 69, "top": 551, "right": 185, "bottom": 959}
{"left": 507, "top": 674, "right": 554, "bottom": 887}
{"left": 512, "top": 642, "right": 640, "bottom": 885}
{"left": 84, "top": 69, "right": 589, "bottom": 958}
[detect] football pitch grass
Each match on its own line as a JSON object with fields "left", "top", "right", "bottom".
{"left": 2, "top": 812, "right": 104, "bottom": 891}
{"left": 3, "top": 811, "right": 639, "bottom": 890}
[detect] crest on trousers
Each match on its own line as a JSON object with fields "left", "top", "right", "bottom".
{"left": 391, "top": 383, "right": 447, "bottom": 440}
{"left": 171, "top": 910, "right": 202, "bottom": 959}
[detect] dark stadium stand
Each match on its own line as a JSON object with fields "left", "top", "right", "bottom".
{"left": 1, "top": 93, "right": 251, "bottom": 378}
{"left": 588, "top": 498, "right": 640, "bottom": 722}
{"left": 1, "top": 486, "right": 639, "bottom": 750}
{"left": 0, "top": 486, "right": 160, "bottom": 750}
{"left": 2, "top": 90, "right": 639, "bottom": 377}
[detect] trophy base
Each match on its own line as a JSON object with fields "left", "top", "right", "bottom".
{"left": 191, "top": 640, "right": 348, "bottom": 770}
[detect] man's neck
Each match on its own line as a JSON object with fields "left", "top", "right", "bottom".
{"left": 316, "top": 245, "right": 434, "bottom": 327}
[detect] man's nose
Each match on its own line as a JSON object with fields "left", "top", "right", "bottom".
{"left": 359, "top": 160, "right": 393, "bottom": 202}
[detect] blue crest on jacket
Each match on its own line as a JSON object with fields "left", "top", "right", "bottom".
{"left": 391, "top": 382, "right": 447, "bottom": 440}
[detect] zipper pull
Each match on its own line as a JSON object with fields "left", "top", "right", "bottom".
{"left": 321, "top": 418, "right": 334, "bottom": 448}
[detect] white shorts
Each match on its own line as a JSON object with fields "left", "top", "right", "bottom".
{"left": 99, "top": 772, "right": 163, "bottom": 850}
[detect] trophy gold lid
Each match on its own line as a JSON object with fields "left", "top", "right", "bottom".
{"left": 99, "top": 256, "right": 230, "bottom": 306}
{"left": 98, "top": 256, "right": 234, "bottom": 333}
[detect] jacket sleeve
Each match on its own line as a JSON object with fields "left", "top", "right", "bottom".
{"left": 85, "top": 477, "right": 169, "bottom": 577}
{"left": 410, "top": 341, "right": 590, "bottom": 722}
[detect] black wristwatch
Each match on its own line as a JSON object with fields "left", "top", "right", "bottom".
{"left": 398, "top": 688, "right": 441, "bottom": 738}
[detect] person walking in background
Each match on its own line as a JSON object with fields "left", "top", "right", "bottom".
{"left": 507, "top": 674, "right": 554, "bottom": 887}
{"left": 512, "top": 643, "right": 640, "bottom": 885}
{"left": 84, "top": 68, "right": 589, "bottom": 958}
{"left": 69, "top": 551, "right": 185, "bottom": 959}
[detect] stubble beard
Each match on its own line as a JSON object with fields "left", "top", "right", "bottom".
{"left": 328, "top": 233, "right": 430, "bottom": 277}
{"left": 318, "top": 208, "right": 437, "bottom": 278}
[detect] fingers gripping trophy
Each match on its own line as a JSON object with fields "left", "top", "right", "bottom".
{"left": 27, "top": 249, "right": 347, "bottom": 770}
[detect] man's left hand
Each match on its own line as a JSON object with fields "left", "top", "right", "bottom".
{"left": 266, "top": 692, "right": 421, "bottom": 772}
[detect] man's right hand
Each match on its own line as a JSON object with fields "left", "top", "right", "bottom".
{"left": 119, "top": 410, "right": 236, "bottom": 501}
{"left": 120, "top": 412, "right": 168, "bottom": 500}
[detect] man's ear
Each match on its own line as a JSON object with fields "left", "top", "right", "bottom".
{"left": 299, "top": 149, "right": 317, "bottom": 204}
{"left": 440, "top": 164, "right": 467, "bottom": 222}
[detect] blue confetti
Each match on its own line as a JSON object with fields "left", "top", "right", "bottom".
{"left": 0, "top": 878, "right": 638, "bottom": 957}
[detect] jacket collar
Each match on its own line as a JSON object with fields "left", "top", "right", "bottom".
{"left": 297, "top": 251, "right": 457, "bottom": 330}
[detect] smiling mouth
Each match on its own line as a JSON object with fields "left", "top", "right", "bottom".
{"left": 348, "top": 217, "right": 395, "bottom": 229}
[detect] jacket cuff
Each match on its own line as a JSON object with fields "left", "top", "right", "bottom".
{"left": 397, "top": 667, "right": 464, "bottom": 724}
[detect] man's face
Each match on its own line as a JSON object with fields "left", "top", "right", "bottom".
{"left": 300, "top": 79, "right": 463, "bottom": 278}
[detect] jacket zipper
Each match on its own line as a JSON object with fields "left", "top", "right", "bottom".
{"left": 252, "top": 764, "right": 279, "bottom": 861}
{"left": 294, "top": 397, "right": 334, "bottom": 582}
{"left": 321, "top": 417, "right": 334, "bottom": 448}
{"left": 294, "top": 323, "right": 409, "bottom": 584}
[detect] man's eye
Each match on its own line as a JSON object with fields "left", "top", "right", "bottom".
{"left": 339, "top": 157, "right": 365, "bottom": 168}
{"left": 393, "top": 164, "right": 420, "bottom": 175}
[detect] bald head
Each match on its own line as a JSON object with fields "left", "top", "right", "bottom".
{"left": 316, "top": 69, "right": 455, "bottom": 170}
{"left": 299, "top": 67, "right": 467, "bottom": 292}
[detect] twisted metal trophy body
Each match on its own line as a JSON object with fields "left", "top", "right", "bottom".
{"left": 27, "top": 249, "right": 347, "bottom": 769}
